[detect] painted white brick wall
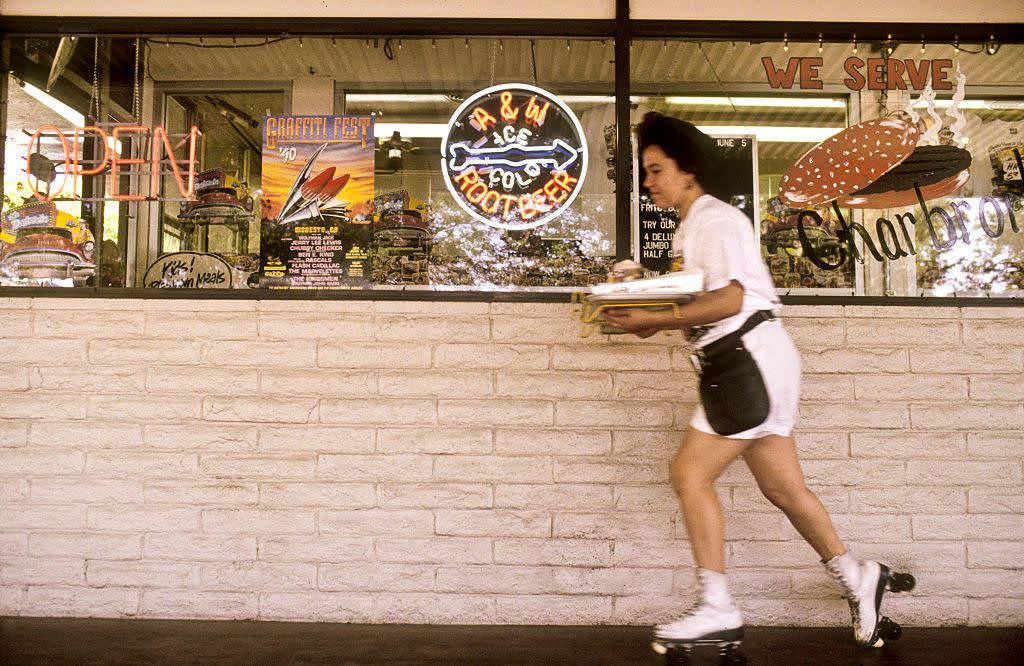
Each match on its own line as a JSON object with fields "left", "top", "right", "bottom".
{"left": 1, "top": 297, "right": 1022, "bottom": 626}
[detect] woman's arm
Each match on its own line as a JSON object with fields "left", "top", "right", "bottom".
{"left": 600, "top": 280, "right": 744, "bottom": 335}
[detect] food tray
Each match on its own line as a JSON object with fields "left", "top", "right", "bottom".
{"left": 586, "top": 291, "right": 698, "bottom": 306}
{"left": 571, "top": 290, "right": 701, "bottom": 337}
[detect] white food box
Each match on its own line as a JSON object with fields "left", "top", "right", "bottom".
{"left": 589, "top": 268, "right": 704, "bottom": 296}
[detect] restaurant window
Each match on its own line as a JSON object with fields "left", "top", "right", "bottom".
{"left": 154, "top": 86, "right": 288, "bottom": 288}
{"left": 2, "top": 36, "right": 140, "bottom": 288}
{"left": 338, "top": 37, "right": 616, "bottom": 291}
{"left": 909, "top": 95, "right": 1024, "bottom": 295}
{"left": 0, "top": 34, "right": 616, "bottom": 292}
{"left": 629, "top": 37, "right": 1023, "bottom": 297}
{"left": 2, "top": 31, "right": 1021, "bottom": 297}
{"left": 630, "top": 38, "right": 858, "bottom": 292}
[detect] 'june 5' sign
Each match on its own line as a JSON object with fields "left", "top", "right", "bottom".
{"left": 441, "top": 83, "right": 587, "bottom": 231}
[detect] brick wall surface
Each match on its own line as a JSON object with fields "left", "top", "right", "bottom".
{"left": 0, "top": 297, "right": 1021, "bottom": 626}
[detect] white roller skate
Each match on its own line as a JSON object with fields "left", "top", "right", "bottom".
{"left": 651, "top": 568, "right": 746, "bottom": 665}
{"left": 824, "top": 552, "right": 916, "bottom": 647}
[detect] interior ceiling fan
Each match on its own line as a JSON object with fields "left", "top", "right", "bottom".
{"left": 377, "top": 130, "right": 421, "bottom": 172}
{"left": 378, "top": 130, "right": 420, "bottom": 160}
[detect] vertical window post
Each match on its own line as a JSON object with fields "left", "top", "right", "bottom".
{"left": 614, "top": 0, "right": 631, "bottom": 260}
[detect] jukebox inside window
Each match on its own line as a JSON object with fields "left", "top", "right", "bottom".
{"left": 2, "top": 36, "right": 114, "bottom": 288}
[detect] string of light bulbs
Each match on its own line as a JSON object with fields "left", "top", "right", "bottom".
{"left": 774, "top": 32, "right": 1001, "bottom": 56}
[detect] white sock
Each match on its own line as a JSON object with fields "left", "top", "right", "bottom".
{"left": 698, "top": 568, "right": 735, "bottom": 608}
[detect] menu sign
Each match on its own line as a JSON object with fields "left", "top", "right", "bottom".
{"left": 637, "top": 199, "right": 678, "bottom": 276}
{"left": 636, "top": 135, "right": 757, "bottom": 275}
{"left": 441, "top": 83, "right": 587, "bottom": 231}
{"left": 259, "top": 115, "right": 375, "bottom": 288}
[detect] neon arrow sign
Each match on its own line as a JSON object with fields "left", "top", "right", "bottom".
{"left": 448, "top": 138, "right": 580, "bottom": 173}
{"left": 441, "top": 83, "right": 588, "bottom": 231}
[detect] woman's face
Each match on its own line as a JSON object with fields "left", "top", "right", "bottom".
{"left": 642, "top": 144, "right": 696, "bottom": 209}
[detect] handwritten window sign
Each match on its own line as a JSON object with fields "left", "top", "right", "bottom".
{"left": 637, "top": 200, "right": 679, "bottom": 276}
{"left": 143, "top": 252, "right": 233, "bottom": 288}
{"left": 441, "top": 83, "right": 587, "bottom": 231}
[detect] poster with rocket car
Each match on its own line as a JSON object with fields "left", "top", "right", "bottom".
{"left": 259, "top": 115, "right": 375, "bottom": 288}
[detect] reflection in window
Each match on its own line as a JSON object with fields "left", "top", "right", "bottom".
{"left": 141, "top": 37, "right": 619, "bottom": 290}
{"left": 341, "top": 39, "right": 616, "bottom": 290}
{"left": 3, "top": 36, "right": 150, "bottom": 288}
{"left": 630, "top": 38, "right": 1024, "bottom": 296}
{"left": 631, "top": 90, "right": 854, "bottom": 291}
{"left": 914, "top": 98, "right": 1024, "bottom": 295}
{"left": 4, "top": 33, "right": 1021, "bottom": 295}
{"left": 347, "top": 89, "right": 616, "bottom": 288}
{"left": 1, "top": 76, "right": 96, "bottom": 287}
{"left": 158, "top": 90, "right": 284, "bottom": 288}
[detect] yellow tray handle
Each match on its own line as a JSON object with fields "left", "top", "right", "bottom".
{"left": 572, "top": 295, "right": 689, "bottom": 337}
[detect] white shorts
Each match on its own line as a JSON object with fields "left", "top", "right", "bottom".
{"left": 690, "top": 318, "right": 801, "bottom": 440}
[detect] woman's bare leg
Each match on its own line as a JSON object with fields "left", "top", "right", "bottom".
{"left": 741, "top": 434, "right": 845, "bottom": 560}
{"left": 670, "top": 428, "right": 749, "bottom": 573}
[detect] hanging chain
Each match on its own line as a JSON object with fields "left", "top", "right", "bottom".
{"left": 132, "top": 37, "right": 141, "bottom": 123}
{"left": 489, "top": 39, "right": 497, "bottom": 87}
{"left": 530, "top": 39, "right": 538, "bottom": 86}
{"left": 89, "top": 37, "right": 101, "bottom": 121}
{"left": 697, "top": 42, "right": 737, "bottom": 113}
{"left": 664, "top": 40, "right": 684, "bottom": 83}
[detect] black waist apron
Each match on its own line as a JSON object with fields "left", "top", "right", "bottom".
{"left": 690, "top": 310, "right": 776, "bottom": 436}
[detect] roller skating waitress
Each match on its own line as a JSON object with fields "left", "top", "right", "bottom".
{"left": 602, "top": 113, "right": 914, "bottom": 664}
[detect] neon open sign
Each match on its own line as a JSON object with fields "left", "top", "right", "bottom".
{"left": 441, "top": 83, "right": 587, "bottom": 231}
{"left": 24, "top": 124, "right": 198, "bottom": 202}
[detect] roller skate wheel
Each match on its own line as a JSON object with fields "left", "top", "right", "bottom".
{"left": 666, "top": 649, "right": 693, "bottom": 666}
{"left": 652, "top": 641, "right": 668, "bottom": 655}
{"left": 878, "top": 616, "right": 903, "bottom": 641}
{"left": 889, "top": 572, "right": 916, "bottom": 592}
{"left": 872, "top": 638, "right": 885, "bottom": 648}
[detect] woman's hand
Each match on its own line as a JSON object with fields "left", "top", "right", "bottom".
{"left": 632, "top": 326, "right": 661, "bottom": 339}
{"left": 601, "top": 307, "right": 670, "bottom": 337}
{"left": 596, "top": 281, "right": 744, "bottom": 340}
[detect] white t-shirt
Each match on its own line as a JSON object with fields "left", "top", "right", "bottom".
{"left": 671, "top": 194, "right": 781, "bottom": 346}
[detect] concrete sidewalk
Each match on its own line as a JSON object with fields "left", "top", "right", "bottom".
{"left": 2, "top": 617, "right": 1022, "bottom": 664}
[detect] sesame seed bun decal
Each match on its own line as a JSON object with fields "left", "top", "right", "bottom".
{"left": 779, "top": 117, "right": 920, "bottom": 208}
{"left": 834, "top": 142, "right": 973, "bottom": 209}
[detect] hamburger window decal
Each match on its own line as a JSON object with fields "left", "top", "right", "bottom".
{"left": 778, "top": 65, "right": 1021, "bottom": 273}
{"left": 779, "top": 117, "right": 923, "bottom": 209}
{"left": 441, "top": 83, "right": 587, "bottom": 231}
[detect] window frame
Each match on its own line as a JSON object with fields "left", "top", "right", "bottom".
{"left": 0, "top": 15, "right": 1020, "bottom": 304}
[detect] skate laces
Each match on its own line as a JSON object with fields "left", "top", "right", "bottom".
{"left": 825, "top": 559, "right": 855, "bottom": 596}
{"left": 663, "top": 600, "right": 708, "bottom": 628}
{"left": 825, "top": 560, "right": 863, "bottom": 631}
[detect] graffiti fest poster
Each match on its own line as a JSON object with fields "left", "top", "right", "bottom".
{"left": 260, "top": 115, "right": 375, "bottom": 288}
